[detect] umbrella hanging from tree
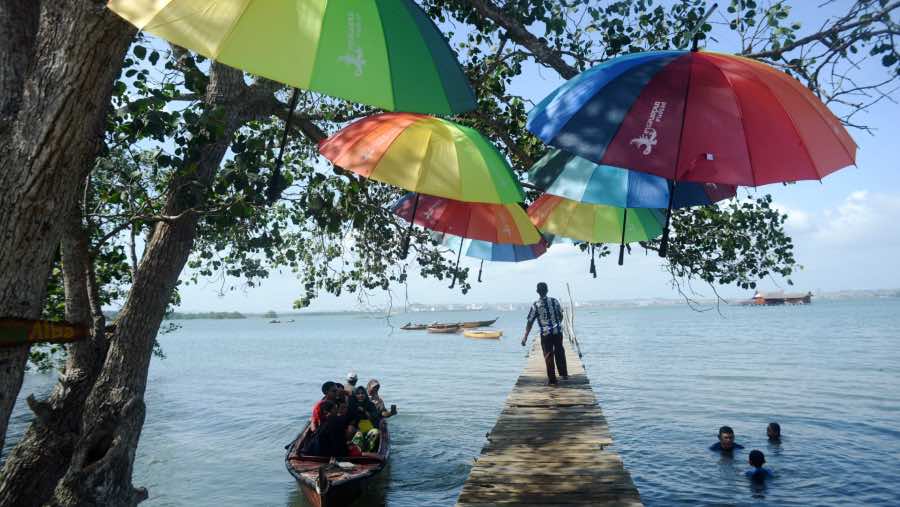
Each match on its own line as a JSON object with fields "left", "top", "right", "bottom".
{"left": 528, "top": 194, "right": 664, "bottom": 272}
{"left": 107, "top": 0, "right": 475, "bottom": 115}
{"left": 441, "top": 235, "right": 549, "bottom": 282}
{"left": 526, "top": 45, "right": 856, "bottom": 256}
{"left": 529, "top": 148, "right": 736, "bottom": 208}
{"left": 322, "top": 113, "right": 526, "bottom": 257}
{"left": 393, "top": 192, "right": 540, "bottom": 286}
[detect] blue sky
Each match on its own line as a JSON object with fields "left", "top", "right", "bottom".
{"left": 175, "top": 2, "right": 900, "bottom": 313}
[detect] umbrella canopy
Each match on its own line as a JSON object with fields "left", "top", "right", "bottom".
{"left": 529, "top": 149, "right": 736, "bottom": 208}
{"left": 108, "top": 0, "right": 475, "bottom": 115}
{"left": 527, "top": 50, "right": 856, "bottom": 187}
{"left": 393, "top": 193, "right": 540, "bottom": 245}
{"left": 528, "top": 194, "right": 664, "bottom": 244}
{"left": 321, "top": 113, "right": 525, "bottom": 204}
{"left": 443, "top": 235, "right": 549, "bottom": 263}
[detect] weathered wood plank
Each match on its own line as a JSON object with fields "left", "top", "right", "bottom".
{"left": 456, "top": 341, "right": 642, "bottom": 506}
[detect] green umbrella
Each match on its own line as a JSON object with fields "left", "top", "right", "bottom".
{"left": 108, "top": 0, "right": 476, "bottom": 115}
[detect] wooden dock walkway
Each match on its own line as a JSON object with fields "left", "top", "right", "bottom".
{"left": 456, "top": 341, "right": 643, "bottom": 506}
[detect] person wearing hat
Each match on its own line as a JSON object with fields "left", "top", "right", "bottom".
{"left": 345, "top": 371, "right": 358, "bottom": 397}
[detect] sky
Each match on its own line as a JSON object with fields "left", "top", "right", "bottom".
{"left": 174, "top": 2, "right": 900, "bottom": 313}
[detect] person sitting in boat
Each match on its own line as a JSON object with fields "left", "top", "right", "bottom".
{"left": 302, "top": 401, "right": 350, "bottom": 457}
{"left": 345, "top": 371, "right": 359, "bottom": 396}
{"left": 348, "top": 387, "right": 381, "bottom": 452}
{"left": 366, "top": 379, "right": 398, "bottom": 419}
{"left": 310, "top": 381, "right": 340, "bottom": 432}
{"left": 345, "top": 424, "right": 381, "bottom": 458}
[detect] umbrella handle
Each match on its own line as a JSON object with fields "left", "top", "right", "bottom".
{"left": 618, "top": 209, "right": 628, "bottom": 266}
{"left": 659, "top": 180, "right": 677, "bottom": 258}
{"left": 589, "top": 244, "right": 597, "bottom": 278}
{"left": 477, "top": 260, "right": 483, "bottom": 283}
{"left": 401, "top": 193, "right": 420, "bottom": 259}
{"left": 449, "top": 238, "right": 463, "bottom": 288}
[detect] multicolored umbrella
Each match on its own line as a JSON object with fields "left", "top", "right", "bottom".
{"left": 529, "top": 149, "right": 736, "bottom": 208}
{"left": 442, "top": 235, "right": 549, "bottom": 282}
{"left": 527, "top": 50, "right": 855, "bottom": 187}
{"left": 321, "top": 113, "right": 525, "bottom": 204}
{"left": 527, "top": 49, "right": 856, "bottom": 255}
{"left": 393, "top": 193, "right": 540, "bottom": 286}
{"left": 392, "top": 193, "right": 540, "bottom": 245}
{"left": 108, "top": 0, "right": 475, "bottom": 115}
{"left": 528, "top": 194, "right": 664, "bottom": 267}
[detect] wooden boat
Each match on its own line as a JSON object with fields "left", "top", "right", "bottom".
{"left": 460, "top": 317, "right": 499, "bottom": 328}
{"left": 463, "top": 329, "right": 503, "bottom": 339}
{"left": 400, "top": 322, "right": 428, "bottom": 331}
{"left": 740, "top": 291, "right": 813, "bottom": 306}
{"left": 285, "top": 420, "right": 390, "bottom": 507}
{"left": 426, "top": 324, "right": 460, "bottom": 333}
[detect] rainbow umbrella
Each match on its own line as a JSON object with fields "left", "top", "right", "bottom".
{"left": 527, "top": 51, "right": 855, "bottom": 187}
{"left": 528, "top": 194, "right": 664, "bottom": 268}
{"left": 527, "top": 49, "right": 856, "bottom": 255}
{"left": 442, "top": 235, "right": 549, "bottom": 282}
{"left": 529, "top": 149, "right": 736, "bottom": 208}
{"left": 322, "top": 113, "right": 524, "bottom": 204}
{"left": 393, "top": 193, "right": 539, "bottom": 286}
{"left": 107, "top": 0, "right": 475, "bottom": 115}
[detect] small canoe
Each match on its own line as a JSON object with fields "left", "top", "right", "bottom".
{"left": 460, "top": 317, "right": 499, "bottom": 328}
{"left": 464, "top": 329, "right": 503, "bottom": 339}
{"left": 427, "top": 324, "right": 460, "bottom": 333}
{"left": 285, "top": 420, "right": 390, "bottom": 507}
{"left": 400, "top": 322, "right": 428, "bottom": 331}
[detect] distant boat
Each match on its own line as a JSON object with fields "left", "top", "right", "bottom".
{"left": 285, "top": 420, "right": 389, "bottom": 507}
{"left": 741, "top": 291, "right": 813, "bottom": 306}
{"left": 463, "top": 329, "right": 502, "bottom": 339}
{"left": 269, "top": 319, "right": 281, "bottom": 324}
{"left": 427, "top": 324, "right": 461, "bottom": 334}
{"left": 400, "top": 322, "right": 429, "bottom": 331}
{"left": 460, "top": 317, "right": 499, "bottom": 329}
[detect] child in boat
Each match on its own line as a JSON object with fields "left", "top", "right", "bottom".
{"left": 310, "top": 381, "right": 340, "bottom": 432}
{"left": 745, "top": 450, "right": 774, "bottom": 480}
{"left": 349, "top": 387, "right": 381, "bottom": 451}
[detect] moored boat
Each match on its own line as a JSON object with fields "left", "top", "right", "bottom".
{"left": 400, "top": 322, "right": 428, "bottom": 331}
{"left": 426, "top": 324, "right": 460, "bottom": 333}
{"left": 285, "top": 420, "right": 390, "bottom": 507}
{"left": 460, "top": 317, "right": 499, "bottom": 328}
{"left": 463, "top": 329, "right": 502, "bottom": 339}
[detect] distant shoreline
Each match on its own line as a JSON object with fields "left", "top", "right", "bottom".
{"left": 156, "top": 289, "right": 900, "bottom": 317}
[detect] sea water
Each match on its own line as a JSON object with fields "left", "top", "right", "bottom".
{"left": 7, "top": 298, "right": 900, "bottom": 506}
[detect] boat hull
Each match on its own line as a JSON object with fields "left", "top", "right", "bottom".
{"left": 427, "top": 326, "right": 460, "bottom": 333}
{"left": 285, "top": 420, "right": 390, "bottom": 507}
{"left": 464, "top": 330, "right": 502, "bottom": 339}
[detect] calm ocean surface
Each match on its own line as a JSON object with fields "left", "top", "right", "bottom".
{"left": 8, "top": 298, "right": 900, "bottom": 506}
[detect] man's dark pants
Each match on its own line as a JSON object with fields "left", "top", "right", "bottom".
{"left": 540, "top": 332, "right": 568, "bottom": 383}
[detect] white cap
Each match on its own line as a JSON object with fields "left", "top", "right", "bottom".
{"left": 346, "top": 371, "right": 358, "bottom": 382}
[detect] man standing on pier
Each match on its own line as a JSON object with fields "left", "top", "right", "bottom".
{"left": 522, "top": 282, "right": 568, "bottom": 385}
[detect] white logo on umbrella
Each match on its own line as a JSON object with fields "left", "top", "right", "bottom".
{"left": 630, "top": 100, "right": 667, "bottom": 156}
{"left": 338, "top": 11, "right": 366, "bottom": 77}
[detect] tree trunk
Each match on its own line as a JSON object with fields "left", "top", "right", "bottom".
{"left": 48, "top": 63, "right": 254, "bottom": 507}
{"left": 0, "top": 0, "right": 39, "bottom": 134}
{"left": 0, "top": 198, "right": 108, "bottom": 507}
{"left": 0, "top": 0, "right": 134, "bottom": 452}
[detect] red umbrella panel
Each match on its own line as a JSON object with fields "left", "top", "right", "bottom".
{"left": 392, "top": 193, "right": 540, "bottom": 245}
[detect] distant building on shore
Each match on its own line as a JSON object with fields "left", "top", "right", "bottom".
{"left": 742, "top": 290, "right": 813, "bottom": 306}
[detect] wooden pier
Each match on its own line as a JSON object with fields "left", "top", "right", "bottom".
{"left": 456, "top": 341, "right": 643, "bottom": 506}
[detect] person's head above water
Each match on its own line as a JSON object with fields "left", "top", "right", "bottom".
{"left": 536, "top": 282, "right": 548, "bottom": 297}
{"left": 748, "top": 449, "right": 766, "bottom": 468}
{"left": 767, "top": 422, "right": 781, "bottom": 441}
{"left": 718, "top": 426, "right": 736, "bottom": 449}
